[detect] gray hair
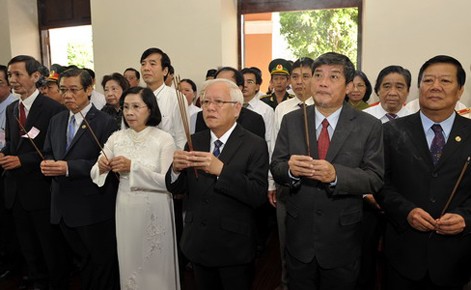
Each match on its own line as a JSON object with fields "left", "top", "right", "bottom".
{"left": 200, "top": 78, "right": 243, "bottom": 105}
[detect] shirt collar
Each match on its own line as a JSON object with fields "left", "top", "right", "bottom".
{"left": 315, "top": 106, "right": 342, "bottom": 131}
{"left": 19, "top": 89, "right": 39, "bottom": 111}
{"left": 420, "top": 111, "right": 456, "bottom": 140}
{"left": 69, "top": 103, "right": 93, "bottom": 125}
{"left": 210, "top": 122, "right": 237, "bottom": 146}
{"left": 152, "top": 83, "right": 167, "bottom": 101}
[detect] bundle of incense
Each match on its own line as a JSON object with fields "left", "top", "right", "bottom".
{"left": 173, "top": 76, "right": 198, "bottom": 178}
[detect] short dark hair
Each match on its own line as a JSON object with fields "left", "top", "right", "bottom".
{"left": 312, "top": 52, "right": 355, "bottom": 83}
{"left": 351, "top": 70, "right": 372, "bottom": 102}
{"left": 140, "top": 48, "right": 171, "bottom": 73}
{"left": 205, "top": 69, "right": 217, "bottom": 79}
{"left": 292, "top": 57, "right": 315, "bottom": 73}
{"left": 83, "top": 68, "right": 96, "bottom": 80}
{"left": 418, "top": 55, "right": 466, "bottom": 88}
{"left": 124, "top": 68, "right": 140, "bottom": 80}
{"left": 215, "top": 67, "right": 244, "bottom": 87}
{"left": 7, "top": 55, "right": 41, "bottom": 75}
{"left": 60, "top": 68, "right": 93, "bottom": 90}
{"left": 374, "top": 65, "right": 411, "bottom": 95}
{"left": 179, "top": 79, "right": 197, "bottom": 92}
{"left": 101, "top": 73, "right": 130, "bottom": 92}
{"left": 0, "top": 65, "right": 9, "bottom": 86}
{"left": 121, "top": 86, "right": 161, "bottom": 127}
{"left": 240, "top": 67, "right": 262, "bottom": 85}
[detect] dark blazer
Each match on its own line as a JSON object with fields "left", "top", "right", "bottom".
{"left": 376, "top": 112, "right": 471, "bottom": 286}
{"left": 43, "top": 105, "right": 118, "bottom": 227}
{"left": 270, "top": 104, "right": 384, "bottom": 268}
{"left": 2, "top": 95, "right": 65, "bottom": 210}
{"left": 166, "top": 124, "right": 269, "bottom": 267}
{"left": 195, "top": 107, "right": 265, "bottom": 139}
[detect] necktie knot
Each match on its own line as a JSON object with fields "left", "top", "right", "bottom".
{"left": 213, "top": 139, "right": 223, "bottom": 158}
{"left": 321, "top": 118, "right": 329, "bottom": 129}
{"left": 385, "top": 113, "right": 397, "bottom": 121}
{"left": 431, "top": 124, "right": 442, "bottom": 134}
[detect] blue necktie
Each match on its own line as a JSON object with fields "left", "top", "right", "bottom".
{"left": 430, "top": 124, "right": 445, "bottom": 165}
{"left": 67, "top": 115, "right": 76, "bottom": 149}
{"left": 213, "top": 140, "right": 223, "bottom": 158}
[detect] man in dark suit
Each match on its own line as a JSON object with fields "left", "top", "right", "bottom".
{"left": 166, "top": 78, "right": 269, "bottom": 290}
{"left": 194, "top": 66, "right": 266, "bottom": 139}
{"left": 271, "top": 52, "right": 384, "bottom": 290}
{"left": 376, "top": 55, "right": 471, "bottom": 290}
{"left": 0, "top": 55, "right": 69, "bottom": 289}
{"left": 40, "top": 68, "right": 119, "bottom": 289}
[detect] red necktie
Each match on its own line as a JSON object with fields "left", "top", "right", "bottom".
{"left": 318, "top": 119, "right": 330, "bottom": 159}
{"left": 19, "top": 102, "right": 26, "bottom": 134}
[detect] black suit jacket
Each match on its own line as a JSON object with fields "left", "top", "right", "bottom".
{"left": 43, "top": 105, "right": 118, "bottom": 227}
{"left": 166, "top": 124, "right": 269, "bottom": 267}
{"left": 270, "top": 104, "right": 384, "bottom": 268}
{"left": 376, "top": 112, "right": 471, "bottom": 286}
{"left": 1, "top": 95, "right": 65, "bottom": 210}
{"left": 195, "top": 107, "right": 265, "bottom": 139}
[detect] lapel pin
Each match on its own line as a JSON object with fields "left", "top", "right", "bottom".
{"left": 82, "top": 125, "right": 87, "bottom": 129}
{"left": 455, "top": 136, "right": 462, "bottom": 142}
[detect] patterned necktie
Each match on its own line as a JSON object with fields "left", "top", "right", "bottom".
{"left": 385, "top": 113, "right": 397, "bottom": 121}
{"left": 19, "top": 102, "right": 26, "bottom": 134}
{"left": 67, "top": 115, "right": 76, "bottom": 149}
{"left": 430, "top": 124, "right": 445, "bottom": 165}
{"left": 213, "top": 139, "right": 223, "bottom": 158}
{"left": 318, "top": 119, "right": 330, "bottom": 160}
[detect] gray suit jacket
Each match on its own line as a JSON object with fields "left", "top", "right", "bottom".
{"left": 270, "top": 104, "right": 384, "bottom": 268}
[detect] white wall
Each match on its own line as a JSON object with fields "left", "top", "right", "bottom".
{"left": 0, "top": 0, "right": 40, "bottom": 65}
{"left": 91, "top": 0, "right": 238, "bottom": 91}
{"left": 362, "top": 0, "right": 471, "bottom": 106}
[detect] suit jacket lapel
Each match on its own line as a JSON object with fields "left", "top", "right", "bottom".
{"left": 437, "top": 115, "right": 471, "bottom": 167}
{"left": 326, "top": 105, "right": 355, "bottom": 161}
{"left": 218, "top": 124, "right": 243, "bottom": 164}
{"left": 64, "top": 106, "right": 98, "bottom": 155}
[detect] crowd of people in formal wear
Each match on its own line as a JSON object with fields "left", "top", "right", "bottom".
{"left": 0, "top": 48, "right": 470, "bottom": 290}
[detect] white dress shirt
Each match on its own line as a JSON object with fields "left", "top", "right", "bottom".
{"left": 273, "top": 96, "right": 315, "bottom": 144}
{"left": 188, "top": 103, "right": 202, "bottom": 134}
{"left": 91, "top": 90, "right": 106, "bottom": 110}
{"left": 153, "top": 83, "right": 188, "bottom": 149}
{"left": 363, "top": 104, "right": 412, "bottom": 123}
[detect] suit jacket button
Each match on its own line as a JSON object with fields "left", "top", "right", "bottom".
{"left": 316, "top": 210, "right": 323, "bottom": 216}
{"left": 432, "top": 172, "right": 439, "bottom": 178}
{"left": 430, "top": 197, "right": 436, "bottom": 203}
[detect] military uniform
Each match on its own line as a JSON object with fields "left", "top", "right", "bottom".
{"left": 262, "top": 58, "right": 294, "bottom": 109}
{"left": 260, "top": 91, "right": 295, "bottom": 110}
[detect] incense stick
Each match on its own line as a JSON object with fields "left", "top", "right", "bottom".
{"left": 299, "top": 60, "right": 311, "bottom": 156}
{"left": 77, "top": 110, "right": 119, "bottom": 179}
{"left": 440, "top": 156, "right": 470, "bottom": 216}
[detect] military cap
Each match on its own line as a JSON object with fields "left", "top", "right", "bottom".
{"left": 268, "top": 58, "right": 291, "bottom": 75}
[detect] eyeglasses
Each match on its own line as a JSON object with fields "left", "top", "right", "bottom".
{"left": 123, "top": 104, "right": 148, "bottom": 112}
{"left": 201, "top": 99, "right": 238, "bottom": 108}
{"left": 60, "top": 87, "right": 84, "bottom": 94}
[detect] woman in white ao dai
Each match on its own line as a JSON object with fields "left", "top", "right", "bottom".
{"left": 91, "top": 87, "right": 179, "bottom": 290}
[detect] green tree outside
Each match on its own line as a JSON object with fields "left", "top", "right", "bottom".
{"left": 279, "top": 8, "right": 358, "bottom": 63}
{"left": 67, "top": 42, "right": 94, "bottom": 69}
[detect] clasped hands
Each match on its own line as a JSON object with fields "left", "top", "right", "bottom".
{"left": 0, "top": 153, "right": 21, "bottom": 170}
{"left": 172, "top": 150, "right": 223, "bottom": 176}
{"left": 98, "top": 156, "right": 130, "bottom": 174}
{"left": 407, "top": 207, "right": 465, "bottom": 235}
{"left": 288, "top": 155, "right": 336, "bottom": 183}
